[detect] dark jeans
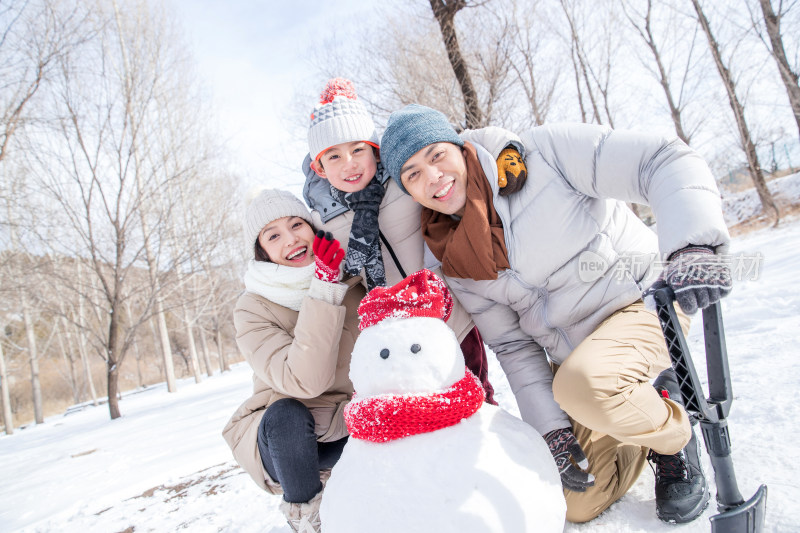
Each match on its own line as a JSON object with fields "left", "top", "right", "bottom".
{"left": 257, "top": 398, "right": 348, "bottom": 503}
{"left": 460, "top": 326, "right": 497, "bottom": 405}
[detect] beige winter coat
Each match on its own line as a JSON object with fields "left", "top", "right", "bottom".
{"left": 221, "top": 277, "right": 366, "bottom": 493}
{"left": 303, "top": 161, "right": 474, "bottom": 342}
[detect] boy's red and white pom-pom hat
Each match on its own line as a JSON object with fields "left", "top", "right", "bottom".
{"left": 357, "top": 269, "right": 453, "bottom": 330}
{"left": 308, "top": 78, "right": 379, "bottom": 162}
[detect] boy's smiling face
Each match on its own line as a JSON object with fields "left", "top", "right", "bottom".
{"left": 312, "top": 141, "right": 379, "bottom": 193}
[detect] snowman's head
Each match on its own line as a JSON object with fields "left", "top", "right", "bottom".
{"left": 351, "top": 269, "right": 464, "bottom": 397}
{"left": 349, "top": 316, "right": 463, "bottom": 397}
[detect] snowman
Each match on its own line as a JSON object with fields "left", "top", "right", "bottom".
{"left": 320, "top": 269, "right": 566, "bottom": 533}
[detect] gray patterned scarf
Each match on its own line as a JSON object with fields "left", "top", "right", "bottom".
{"left": 330, "top": 175, "right": 387, "bottom": 291}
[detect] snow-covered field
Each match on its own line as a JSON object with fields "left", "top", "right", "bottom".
{"left": 722, "top": 171, "right": 800, "bottom": 227}
{"left": 2, "top": 212, "right": 799, "bottom": 532}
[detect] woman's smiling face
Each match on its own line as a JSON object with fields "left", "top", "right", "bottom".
{"left": 257, "top": 216, "right": 316, "bottom": 267}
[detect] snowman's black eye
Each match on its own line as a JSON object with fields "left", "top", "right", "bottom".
{"left": 380, "top": 348, "right": 390, "bottom": 359}
{"left": 410, "top": 344, "right": 421, "bottom": 354}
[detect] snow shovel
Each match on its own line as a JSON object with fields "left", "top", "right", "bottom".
{"left": 652, "top": 287, "right": 767, "bottom": 533}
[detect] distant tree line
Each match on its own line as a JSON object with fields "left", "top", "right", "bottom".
{"left": 0, "top": 0, "right": 247, "bottom": 432}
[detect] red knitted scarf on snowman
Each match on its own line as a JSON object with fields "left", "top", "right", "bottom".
{"left": 344, "top": 369, "right": 485, "bottom": 443}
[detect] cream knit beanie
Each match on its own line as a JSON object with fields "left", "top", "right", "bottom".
{"left": 308, "top": 78, "right": 379, "bottom": 162}
{"left": 243, "top": 188, "right": 313, "bottom": 249}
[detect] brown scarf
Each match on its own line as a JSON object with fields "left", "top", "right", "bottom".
{"left": 421, "top": 142, "right": 510, "bottom": 280}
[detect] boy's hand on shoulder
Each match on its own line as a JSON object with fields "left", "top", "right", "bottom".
{"left": 497, "top": 146, "right": 527, "bottom": 197}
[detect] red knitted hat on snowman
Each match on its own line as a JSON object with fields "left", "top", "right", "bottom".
{"left": 357, "top": 269, "right": 453, "bottom": 331}
{"left": 308, "top": 78, "right": 379, "bottom": 162}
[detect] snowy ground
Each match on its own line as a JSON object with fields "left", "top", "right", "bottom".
{"left": 2, "top": 214, "right": 800, "bottom": 532}
{"left": 722, "top": 171, "right": 800, "bottom": 227}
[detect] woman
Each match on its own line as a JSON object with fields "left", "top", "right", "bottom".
{"left": 222, "top": 188, "right": 365, "bottom": 533}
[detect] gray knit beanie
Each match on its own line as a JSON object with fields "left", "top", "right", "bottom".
{"left": 243, "top": 188, "right": 313, "bottom": 249}
{"left": 308, "top": 78, "right": 379, "bottom": 162}
{"left": 380, "top": 104, "right": 464, "bottom": 194}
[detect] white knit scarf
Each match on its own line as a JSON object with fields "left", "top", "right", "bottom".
{"left": 243, "top": 260, "right": 315, "bottom": 312}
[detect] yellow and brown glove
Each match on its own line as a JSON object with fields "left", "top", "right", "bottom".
{"left": 496, "top": 146, "right": 528, "bottom": 197}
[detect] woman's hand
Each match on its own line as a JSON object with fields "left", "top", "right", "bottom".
{"left": 313, "top": 230, "right": 345, "bottom": 282}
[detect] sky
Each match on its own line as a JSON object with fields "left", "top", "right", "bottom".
{"left": 165, "top": 1, "right": 800, "bottom": 199}
{"left": 2, "top": 174, "right": 798, "bottom": 532}
{"left": 169, "top": 0, "right": 375, "bottom": 197}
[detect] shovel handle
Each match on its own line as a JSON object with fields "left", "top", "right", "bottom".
{"left": 652, "top": 288, "right": 744, "bottom": 509}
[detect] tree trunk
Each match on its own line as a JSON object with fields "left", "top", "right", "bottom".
{"left": 0, "top": 339, "right": 13, "bottom": 435}
{"left": 106, "top": 304, "right": 122, "bottom": 420}
{"left": 57, "top": 318, "right": 80, "bottom": 403}
{"left": 199, "top": 326, "right": 214, "bottom": 377}
{"left": 183, "top": 316, "right": 203, "bottom": 384}
{"left": 215, "top": 326, "right": 229, "bottom": 372}
{"left": 692, "top": 0, "right": 780, "bottom": 225}
{"left": 133, "top": 338, "right": 145, "bottom": 388}
{"left": 758, "top": 0, "right": 800, "bottom": 142}
{"left": 21, "top": 293, "right": 44, "bottom": 424}
{"left": 569, "top": 45, "right": 588, "bottom": 123}
{"left": 75, "top": 268, "right": 99, "bottom": 406}
{"left": 155, "top": 302, "right": 177, "bottom": 391}
{"left": 429, "top": 0, "right": 483, "bottom": 128}
{"left": 148, "top": 315, "right": 164, "bottom": 375}
{"left": 75, "top": 321, "right": 98, "bottom": 405}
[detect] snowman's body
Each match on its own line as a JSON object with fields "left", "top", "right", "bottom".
{"left": 320, "top": 315, "right": 566, "bottom": 533}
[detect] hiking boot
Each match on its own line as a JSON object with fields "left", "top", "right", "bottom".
{"left": 648, "top": 368, "right": 710, "bottom": 523}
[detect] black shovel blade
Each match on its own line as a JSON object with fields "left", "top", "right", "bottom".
{"left": 710, "top": 484, "right": 768, "bottom": 533}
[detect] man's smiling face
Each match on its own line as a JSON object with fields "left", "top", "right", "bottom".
{"left": 399, "top": 142, "right": 468, "bottom": 216}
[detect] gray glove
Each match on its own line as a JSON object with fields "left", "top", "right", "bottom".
{"left": 652, "top": 245, "right": 732, "bottom": 314}
{"left": 544, "top": 427, "right": 595, "bottom": 492}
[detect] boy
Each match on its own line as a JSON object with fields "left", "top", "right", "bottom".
{"left": 379, "top": 103, "right": 733, "bottom": 524}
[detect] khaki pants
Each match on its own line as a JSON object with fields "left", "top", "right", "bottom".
{"left": 552, "top": 301, "right": 692, "bottom": 523}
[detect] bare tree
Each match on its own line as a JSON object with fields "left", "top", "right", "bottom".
{"left": 0, "top": 0, "right": 90, "bottom": 163}
{"left": 2, "top": 177, "right": 45, "bottom": 424}
{"left": 622, "top": 0, "right": 698, "bottom": 144}
{"left": 56, "top": 305, "right": 81, "bottom": 402}
{"left": 72, "top": 260, "right": 98, "bottom": 405}
{"left": 110, "top": 0, "right": 179, "bottom": 393}
{"left": 167, "top": 182, "right": 238, "bottom": 382}
{"left": 505, "top": 2, "right": 558, "bottom": 127}
{"left": 559, "top": 0, "right": 604, "bottom": 125}
{"left": 1, "top": 1, "right": 92, "bottom": 427}
{"left": 26, "top": 0, "right": 220, "bottom": 419}
{"left": 751, "top": 0, "right": 800, "bottom": 141}
{"left": 429, "top": 0, "right": 484, "bottom": 128}
{"left": 692, "top": 0, "right": 780, "bottom": 225}
{"left": 19, "top": 288, "right": 43, "bottom": 423}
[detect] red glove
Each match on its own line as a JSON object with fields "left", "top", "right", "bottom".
{"left": 313, "top": 230, "right": 345, "bottom": 282}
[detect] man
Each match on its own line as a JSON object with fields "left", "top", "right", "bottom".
{"left": 379, "top": 104, "right": 732, "bottom": 524}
